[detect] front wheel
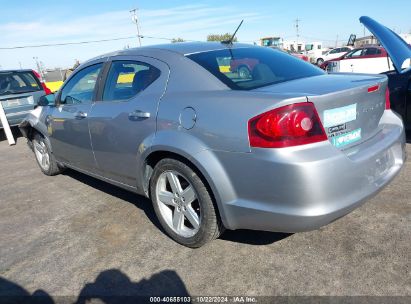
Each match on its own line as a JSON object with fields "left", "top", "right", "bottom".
{"left": 150, "top": 158, "right": 223, "bottom": 247}
{"left": 316, "top": 58, "right": 324, "bottom": 66}
{"left": 32, "top": 133, "right": 63, "bottom": 176}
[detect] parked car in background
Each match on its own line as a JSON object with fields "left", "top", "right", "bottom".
{"left": 286, "top": 50, "right": 309, "bottom": 62}
{"left": 360, "top": 17, "right": 411, "bottom": 133}
{"left": 316, "top": 46, "right": 353, "bottom": 66}
{"left": 0, "top": 70, "right": 49, "bottom": 128}
{"left": 324, "top": 45, "right": 392, "bottom": 74}
{"left": 305, "top": 42, "right": 331, "bottom": 65}
{"left": 20, "top": 37, "right": 405, "bottom": 248}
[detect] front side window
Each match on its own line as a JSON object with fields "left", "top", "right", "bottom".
{"left": 346, "top": 49, "right": 363, "bottom": 58}
{"left": 187, "top": 47, "right": 324, "bottom": 90}
{"left": 102, "top": 61, "right": 160, "bottom": 101}
{"left": 60, "top": 63, "right": 102, "bottom": 105}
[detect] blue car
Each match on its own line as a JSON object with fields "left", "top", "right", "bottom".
{"left": 0, "top": 70, "right": 47, "bottom": 129}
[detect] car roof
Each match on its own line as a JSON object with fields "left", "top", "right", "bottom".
{"left": 0, "top": 69, "right": 34, "bottom": 73}
{"left": 126, "top": 41, "right": 253, "bottom": 55}
{"left": 97, "top": 42, "right": 256, "bottom": 60}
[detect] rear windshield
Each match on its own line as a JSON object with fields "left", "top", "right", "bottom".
{"left": 187, "top": 47, "right": 325, "bottom": 90}
{"left": 0, "top": 71, "right": 42, "bottom": 96}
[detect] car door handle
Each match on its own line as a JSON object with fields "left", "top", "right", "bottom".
{"left": 74, "top": 111, "right": 88, "bottom": 119}
{"left": 128, "top": 110, "right": 150, "bottom": 120}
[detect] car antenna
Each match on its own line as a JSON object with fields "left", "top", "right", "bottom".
{"left": 221, "top": 20, "right": 244, "bottom": 45}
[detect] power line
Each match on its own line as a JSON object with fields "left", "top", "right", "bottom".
{"left": 0, "top": 34, "right": 202, "bottom": 50}
{"left": 0, "top": 36, "right": 137, "bottom": 50}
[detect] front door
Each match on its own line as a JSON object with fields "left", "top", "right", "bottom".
{"left": 88, "top": 57, "right": 169, "bottom": 187}
{"left": 49, "top": 63, "right": 103, "bottom": 171}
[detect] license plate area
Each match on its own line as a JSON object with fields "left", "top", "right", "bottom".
{"left": 1, "top": 96, "right": 34, "bottom": 108}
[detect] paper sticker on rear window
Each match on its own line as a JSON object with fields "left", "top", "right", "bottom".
{"left": 323, "top": 104, "right": 357, "bottom": 127}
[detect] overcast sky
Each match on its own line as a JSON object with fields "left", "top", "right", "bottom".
{"left": 1, "top": 0, "right": 410, "bottom": 71}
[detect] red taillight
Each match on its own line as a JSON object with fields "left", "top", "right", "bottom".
{"left": 41, "top": 83, "right": 52, "bottom": 95}
{"left": 248, "top": 102, "right": 328, "bottom": 148}
{"left": 385, "top": 88, "right": 391, "bottom": 110}
{"left": 367, "top": 84, "right": 380, "bottom": 93}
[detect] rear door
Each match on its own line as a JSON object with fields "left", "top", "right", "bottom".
{"left": 89, "top": 56, "right": 169, "bottom": 187}
{"left": 49, "top": 62, "right": 104, "bottom": 170}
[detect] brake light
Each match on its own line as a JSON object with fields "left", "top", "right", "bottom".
{"left": 367, "top": 84, "right": 380, "bottom": 93}
{"left": 248, "top": 102, "right": 327, "bottom": 148}
{"left": 385, "top": 87, "right": 391, "bottom": 110}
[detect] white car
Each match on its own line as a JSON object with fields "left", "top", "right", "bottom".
{"left": 326, "top": 46, "right": 393, "bottom": 74}
{"left": 316, "top": 46, "right": 352, "bottom": 66}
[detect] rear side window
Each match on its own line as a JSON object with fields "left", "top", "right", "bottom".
{"left": 364, "top": 48, "right": 381, "bottom": 56}
{"left": 103, "top": 61, "right": 160, "bottom": 101}
{"left": 187, "top": 47, "right": 324, "bottom": 90}
{"left": 0, "top": 71, "right": 42, "bottom": 96}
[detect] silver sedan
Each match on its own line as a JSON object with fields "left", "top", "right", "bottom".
{"left": 20, "top": 20, "right": 406, "bottom": 247}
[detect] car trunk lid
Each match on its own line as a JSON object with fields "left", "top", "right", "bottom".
{"left": 254, "top": 74, "right": 388, "bottom": 150}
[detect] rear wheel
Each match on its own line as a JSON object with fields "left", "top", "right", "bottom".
{"left": 32, "top": 133, "right": 63, "bottom": 176}
{"left": 150, "top": 158, "right": 223, "bottom": 247}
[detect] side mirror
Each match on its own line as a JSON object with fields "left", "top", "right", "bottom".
{"left": 37, "top": 94, "right": 55, "bottom": 107}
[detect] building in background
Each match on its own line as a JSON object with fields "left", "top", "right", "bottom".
{"left": 354, "top": 35, "right": 379, "bottom": 47}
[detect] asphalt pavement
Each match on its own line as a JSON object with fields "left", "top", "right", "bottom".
{"left": 0, "top": 130, "right": 410, "bottom": 300}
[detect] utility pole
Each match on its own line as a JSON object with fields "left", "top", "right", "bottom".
{"left": 294, "top": 18, "right": 300, "bottom": 50}
{"left": 130, "top": 8, "right": 142, "bottom": 47}
{"left": 33, "top": 57, "right": 44, "bottom": 79}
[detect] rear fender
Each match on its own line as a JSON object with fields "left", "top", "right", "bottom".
{"left": 19, "top": 110, "right": 52, "bottom": 151}
{"left": 141, "top": 130, "right": 236, "bottom": 228}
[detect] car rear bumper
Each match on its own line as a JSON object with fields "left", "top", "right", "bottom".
{"left": 0, "top": 110, "right": 32, "bottom": 128}
{"left": 211, "top": 110, "right": 406, "bottom": 232}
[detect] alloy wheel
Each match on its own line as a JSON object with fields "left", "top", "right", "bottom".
{"left": 34, "top": 140, "right": 50, "bottom": 171}
{"left": 155, "top": 170, "right": 201, "bottom": 238}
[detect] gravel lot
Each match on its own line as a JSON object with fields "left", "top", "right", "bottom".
{"left": 0, "top": 130, "right": 410, "bottom": 300}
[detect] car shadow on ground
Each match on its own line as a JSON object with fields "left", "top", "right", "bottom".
{"left": 64, "top": 168, "right": 290, "bottom": 246}
{"left": 221, "top": 229, "right": 291, "bottom": 245}
{"left": 0, "top": 269, "right": 189, "bottom": 303}
{"left": 62, "top": 169, "right": 163, "bottom": 231}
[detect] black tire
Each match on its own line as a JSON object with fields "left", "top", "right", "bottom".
{"left": 150, "top": 158, "right": 223, "bottom": 248}
{"left": 32, "top": 133, "right": 63, "bottom": 176}
{"left": 316, "top": 58, "right": 324, "bottom": 66}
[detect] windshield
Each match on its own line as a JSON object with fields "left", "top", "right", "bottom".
{"left": 187, "top": 47, "right": 324, "bottom": 90}
{"left": 0, "top": 71, "right": 42, "bottom": 96}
